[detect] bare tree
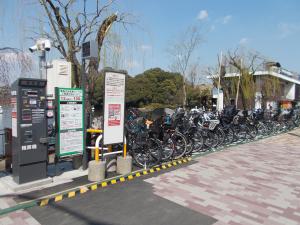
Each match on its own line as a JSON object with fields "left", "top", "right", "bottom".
{"left": 102, "top": 30, "right": 124, "bottom": 70}
{"left": 208, "top": 48, "right": 267, "bottom": 108}
{"left": 168, "top": 26, "right": 202, "bottom": 107}
{"left": 37, "top": 0, "right": 131, "bottom": 111}
{"left": 226, "top": 48, "right": 264, "bottom": 109}
{"left": 0, "top": 47, "right": 33, "bottom": 104}
{"left": 187, "top": 63, "right": 200, "bottom": 87}
{"left": 0, "top": 47, "right": 33, "bottom": 83}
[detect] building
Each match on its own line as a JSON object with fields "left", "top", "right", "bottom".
{"left": 211, "top": 62, "right": 300, "bottom": 110}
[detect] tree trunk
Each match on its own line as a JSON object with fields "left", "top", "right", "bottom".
{"left": 71, "top": 63, "right": 81, "bottom": 87}
{"left": 241, "top": 91, "right": 247, "bottom": 110}
{"left": 182, "top": 78, "right": 187, "bottom": 107}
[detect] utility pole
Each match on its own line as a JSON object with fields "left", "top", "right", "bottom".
{"left": 81, "top": 39, "right": 98, "bottom": 170}
{"left": 81, "top": 58, "right": 87, "bottom": 170}
{"left": 38, "top": 51, "right": 46, "bottom": 79}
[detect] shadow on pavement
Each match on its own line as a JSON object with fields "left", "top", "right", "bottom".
{"left": 26, "top": 176, "right": 216, "bottom": 225}
{"left": 287, "top": 132, "right": 300, "bottom": 138}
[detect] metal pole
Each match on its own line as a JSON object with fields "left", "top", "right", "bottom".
{"left": 81, "top": 59, "right": 88, "bottom": 170}
{"left": 123, "top": 136, "right": 127, "bottom": 159}
{"left": 217, "top": 51, "right": 222, "bottom": 111}
{"left": 39, "top": 51, "right": 46, "bottom": 79}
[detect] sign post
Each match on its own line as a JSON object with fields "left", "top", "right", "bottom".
{"left": 81, "top": 40, "right": 98, "bottom": 170}
{"left": 56, "top": 88, "right": 84, "bottom": 157}
{"left": 103, "top": 70, "right": 126, "bottom": 146}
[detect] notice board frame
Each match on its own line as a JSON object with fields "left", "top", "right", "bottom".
{"left": 103, "top": 69, "right": 127, "bottom": 145}
{"left": 55, "top": 87, "right": 84, "bottom": 158}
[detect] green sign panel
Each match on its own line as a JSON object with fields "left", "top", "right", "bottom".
{"left": 56, "top": 88, "right": 84, "bottom": 157}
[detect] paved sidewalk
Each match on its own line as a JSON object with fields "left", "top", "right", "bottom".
{"left": 0, "top": 162, "right": 88, "bottom": 225}
{"left": 0, "top": 181, "right": 40, "bottom": 225}
{"left": 146, "top": 129, "right": 300, "bottom": 225}
{"left": 1, "top": 129, "right": 300, "bottom": 224}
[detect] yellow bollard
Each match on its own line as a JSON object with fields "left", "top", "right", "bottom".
{"left": 95, "top": 147, "right": 99, "bottom": 162}
{"left": 123, "top": 143, "right": 127, "bottom": 158}
{"left": 87, "top": 129, "right": 103, "bottom": 134}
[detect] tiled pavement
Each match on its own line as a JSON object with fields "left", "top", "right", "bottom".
{"left": 1, "top": 129, "right": 300, "bottom": 225}
{"left": 0, "top": 182, "right": 40, "bottom": 225}
{"left": 146, "top": 129, "right": 300, "bottom": 225}
{"left": 0, "top": 211, "right": 40, "bottom": 225}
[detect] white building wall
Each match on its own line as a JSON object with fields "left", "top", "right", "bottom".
{"left": 285, "top": 83, "right": 295, "bottom": 100}
{"left": 46, "top": 60, "right": 72, "bottom": 99}
{"left": 255, "top": 92, "right": 262, "bottom": 109}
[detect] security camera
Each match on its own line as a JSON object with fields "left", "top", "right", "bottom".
{"left": 29, "top": 45, "right": 38, "bottom": 53}
{"left": 29, "top": 39, "right": 52, "bottom": 53}
{"left": 44, "top": 39, "right": 51, "bottom": 51}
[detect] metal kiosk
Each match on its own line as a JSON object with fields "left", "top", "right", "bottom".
{"left": 11, "top": 78, "right": 48, "bottom": 184}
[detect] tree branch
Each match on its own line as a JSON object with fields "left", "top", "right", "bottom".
{"left": 39, "top": 0, "right": 67, "bottom": 57}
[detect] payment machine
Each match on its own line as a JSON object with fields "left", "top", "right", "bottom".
{"left": 11, "top": 78, "right": 48, "bottom": 184}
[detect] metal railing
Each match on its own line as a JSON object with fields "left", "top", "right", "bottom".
{"left": 86, "top": 129, "right": 127, "bottom": 162}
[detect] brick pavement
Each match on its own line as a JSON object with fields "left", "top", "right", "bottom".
{"left": 1, "top": 129, "right": 300, "bottom": 224}
{"left": 0, "top": 180, "right": 41, "bottom": 225}
{"left": 0, "top": 196, "right": 40, "bottom": 225}
{"left": 146, "top": 129, "right": 300, "bottom": 225}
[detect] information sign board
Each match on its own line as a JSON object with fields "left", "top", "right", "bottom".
{"left": 56, "top": 88, "right": 84, "bottom": 157}
{"left": 103, "top": 71, "right": 126, "bottom": 145}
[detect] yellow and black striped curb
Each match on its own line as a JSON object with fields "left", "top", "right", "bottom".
{"left": 0, "top": 157, "right": 193, "bottom": 216}
{"left": 38, "top": 157, "right": 192, "bottom": 207}
{"left": 35, "top": 129, "right": 300, "bottom": 209}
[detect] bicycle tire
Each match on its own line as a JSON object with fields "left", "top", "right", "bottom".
{"left": 132, "top": 138, "right": 162, "bottom": 168}
{"left": 172, "top": 131, "right": 188, "bottom": 159}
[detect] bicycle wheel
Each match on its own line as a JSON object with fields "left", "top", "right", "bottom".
{"left": 191, "top": 130, "right": 204, "bottom": 153}
{"left": 215, "top": 127, "right": 225, "bottom": 146}
{"left": 256, "top": 122, "right": 267, "bottom": 137}
{"left": 185, "top": 130, "right": 204, "bottom": 155}
{"left": 161, "top": 137, "right": 175, "bottom": 161}
{"left": 203, "top": 130, "right": 219, "bottom": 148}
{"left": 235, "top": 125, "right": 247, "bottom": 141}
{"left": 132, "top": 138, "right": 162, "bottom": 168}
{"left": 185, "top": 135, "right": 194, "bottom": 156}
{"left": 223, "top": 127, "right": 234, "bottom": 144}
{"left": 172, "top": 131, "right": 187, "bottom": 159}
{"left": 246, "top": 124, "right": 257, "bottom": 139}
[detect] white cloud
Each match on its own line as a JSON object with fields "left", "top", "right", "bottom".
{"left": 140, "top": 44, "right": 152, "bottom": 51}
{"left": 239, "top": 38, "right": 249, "bottom": 45}
{"left": 197, "top": 10, "right": 208, "bottom": 21}
{"left": 222, "top": 15, "right": 232, "bottom": 24}
{"left": 278, "top": 22, "right": 300, "bottom": 39}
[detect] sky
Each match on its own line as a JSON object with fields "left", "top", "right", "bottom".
{"left": 0, "top": 0, "right": 300, "bottom": 77}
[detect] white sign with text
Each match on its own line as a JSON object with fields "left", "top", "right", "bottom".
{"left": 103, "top": 71, "right": 126, "bottom": 145}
